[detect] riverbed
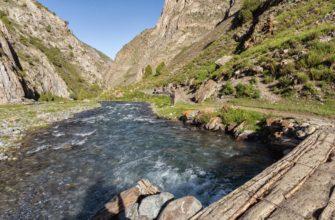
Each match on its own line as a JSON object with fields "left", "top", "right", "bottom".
{"left": 0, "top": 102, "right": 277, "bottom": 219}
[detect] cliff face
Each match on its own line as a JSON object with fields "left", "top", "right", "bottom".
{"left": 109, "top": 0, "right": 234, "bottom": 86}
{"left": 0, "top": 0, "right": 113, "bottom": 104}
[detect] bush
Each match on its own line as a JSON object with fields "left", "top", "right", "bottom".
{"left": 46, "top": 25, "right": 52, "bottom": 33}
{"left": 235, "top": 83, "right": 260, "bottom": 99}
{"left": 144, "top": 65, "right": 153, "bottom": 78}
{"left": 237, "top": 0, "right": 262, "bottom": 23}
{"left": 155, "top": 62, "right": 168, "bottom": 76}
{"left": 264, "top": 75, "right": 275, "bottom": 84}
{"left": 220, "top": 81, "right": 235, "bottom": 96}
{"left": 303, "top": 82, "right": 318, "bottom": 95}
{"left": 39, "top": 92, "right": 65, "bottom": 102}
{"left": 295, "top": 72, "right": 309, "bottom": 84}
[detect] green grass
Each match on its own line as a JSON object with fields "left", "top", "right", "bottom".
{"left": 230, "top": 98, "right": 335, "bottom": 117}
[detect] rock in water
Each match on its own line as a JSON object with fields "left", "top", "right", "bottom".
{"left": 158, "top": 196, "right": 202, "bottom": 220}
{"left": 125, "top": 203, "right": 139, "bottom": 220}
{"left": 93, "top": 179, "right": 160, "bottom": 219}
{"left": 138, "top": 192, "right": 174, "bottom": 219}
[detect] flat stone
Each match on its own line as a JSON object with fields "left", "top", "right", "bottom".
{"left": 205, "top": 117, "right": 223, "bottom": 131}
{"left": 139, "top": 192, "right": 174, "bottom": 219}
{"left": 158, "top": 196, "right": 202, "bottom": 220}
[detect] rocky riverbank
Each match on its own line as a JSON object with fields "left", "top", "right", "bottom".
{"left": 0, "top": 100, "right": 100, "bottom": 161}
{"left": 179, "top": 106, "right": 321, "bottom": 156}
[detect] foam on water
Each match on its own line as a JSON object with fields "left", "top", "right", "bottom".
{"left": 0, "top": 102, "right": 277, "bottom": 219}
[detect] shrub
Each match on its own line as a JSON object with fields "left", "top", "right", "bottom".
{"left": 295, "top": 72, "right": 309, "bottom": 84}
{"left": 46, "top": 25, "right": 52, "bottom": 33}
{"left": 235, "top": 83, "right": 260, "bottom": 99}
{"left": 303, "top": 82, "right": 318, "bottom": 95}
{"left": 264, "top": 75, "right": 275, "bottom": 84}
{"left": 39, "top": 92, "right": 66, "bottom": 102}
{"left": 220, "top": 81, "right": 235, "bottom": 96}
{"left": 237, "top": 0, "right": 262, "bottom": 23}
{"left": 144, "top": 65, "right": 153, "bottom": 78}
{"left": 155, "top": 62, "right": 168, "bottom": 76}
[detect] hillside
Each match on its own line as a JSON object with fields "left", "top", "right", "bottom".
{"left": 108, "top": 0, "right": 238, "bottom": 87}
{"left": 0, "top": 0, "right": 113, "bottom": 104}
{"left": 109, "top": 0, "right": 334, "bottom": 106}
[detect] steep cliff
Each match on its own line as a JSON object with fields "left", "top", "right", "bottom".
{"left": 109, "top": 0, "right": 236, "bottom": 86}
{"left": 0, "top": 0, "right": 113, "bottom": 104}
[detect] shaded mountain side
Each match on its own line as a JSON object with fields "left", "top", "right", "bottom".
{"left": 0, "top": 0, "right": 113, "bottom": 104}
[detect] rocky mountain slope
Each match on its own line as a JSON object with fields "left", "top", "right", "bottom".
{"left": 117, "top": 0, "right": 334, "bottom": 104}
{"left": 0, "top": 0, "right": 113, "bottom": 104}
{"left": 109, "top": 0, "right": 239, "bottom": 86}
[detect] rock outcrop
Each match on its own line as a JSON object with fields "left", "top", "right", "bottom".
{"left": 109, "top": 0, "right": 234, "bottom": 86}
{"left": 0, "top": 0, "right": 113, "bottom": 104}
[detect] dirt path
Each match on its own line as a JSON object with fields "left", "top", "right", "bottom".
{"left": 233, "top": 105, "right": 335, "bottom": 126}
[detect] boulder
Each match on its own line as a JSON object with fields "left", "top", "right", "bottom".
{"left": 215, "top": 55, "right": 233, "bottom": 66}
{"left": 158, "top": 196, "right": 202, "bottom": 220}
{"left": 305, "top": 125, "right": 317, "bottom": 135}
{"left": 125, "top": 203, "right": 139, "bottom": 220}
{"left": 226, "top": 123, "right": 238, "bottom": 133}
{"left": 232, "top": 121, "right": 246, "bottom": 138}
{"left": 194, "top": 80, "right": 218, "bottom": 103}
{"left": 205, "top": 117, "right": 224, "bottom": 131}
{"left": 172, "top": 87, "right": 191, "bottom": 105}
{"left": 93, "top": 179, "right": 160, "bottom": 219}
{"left": 138, "top": 192, "right": 174, "bottom": 219}
{"left": 296, "top": 130, "right": 307, "bottom": 139}
{"left": 236, "top": 130, "right": 254, "bottom": 142}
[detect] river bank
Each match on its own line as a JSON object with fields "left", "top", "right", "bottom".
{"left": 0, "top": 100, "right": 100, "bottom": 160}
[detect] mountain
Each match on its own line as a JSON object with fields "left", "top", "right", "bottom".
{"left": 0, "top": 0, "right": 113, "bottom": 104}
{"left": 108, "top": 0, "right": 239, "bottom": 87}
{"left": 115, "top": 0, "right": 334, "bottom": 103}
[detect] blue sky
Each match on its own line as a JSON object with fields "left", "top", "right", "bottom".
{"left": 38, "top": 0, "right": 164, "bottom": 59}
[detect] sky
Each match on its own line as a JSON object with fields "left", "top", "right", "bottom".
{"left": 38, "top": 0, "right": 164, "bottom": 59}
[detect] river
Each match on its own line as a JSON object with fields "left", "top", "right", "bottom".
{"left": 0, "top": 102, "right": 277, "bottom": 219}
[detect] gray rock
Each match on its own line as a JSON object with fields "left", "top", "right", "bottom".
{"left": 215, "top": 55, "right": 233, "bottom": 66}
{"left": 305, "top": 126, "right": 317, "bottom": 135}
{"left": 205, "top": 117, "right": 224, "bottom": 131}
{"left": 158, "top": 196, "right": 202, "bottom": 220}
{"left": 296, "top": 130, "right": 307, "bottom": 139}
{"left": 194, "top": 80, "right": 218, "bottom": 103}
{"left": 139, "top": 192, "right": 174, "bottom": 219}
{"left": 125, "top": 203, "right": 139, "bottom": 220}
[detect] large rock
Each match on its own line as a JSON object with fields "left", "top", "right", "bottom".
{"left": 205, "top": 117, "right": 225, "bottom": 131}
{"left": 125, "top": 203, "right": 139, "bottom": 220}
{"left": 138, "top": 192, "right": 174, "bottom": 219}
{"left": 194, "top": 80, "right": 218, "bottom": 103}
{"left": 93, "top": 179, "right": 160, "bottom": 219}
{"left": 158, "top": 196, "right": 202, "bottom": 220}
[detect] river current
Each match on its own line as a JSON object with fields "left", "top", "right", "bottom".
{"left": 0, "top": 102, "right": 276, "bottom": 219}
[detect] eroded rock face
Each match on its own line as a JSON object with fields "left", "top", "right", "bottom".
{"left": 0, "top": 20, "right": 26, "bottom": 103}
{"left": 0, "top": 0, "right": 113, "bottom": 104}
{"left": 109, "top": 0, "right": 232, "bottom": 87}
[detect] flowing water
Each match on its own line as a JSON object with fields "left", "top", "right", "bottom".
{"left": 0, "top": 102, "right": 277, "bottom": 219}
